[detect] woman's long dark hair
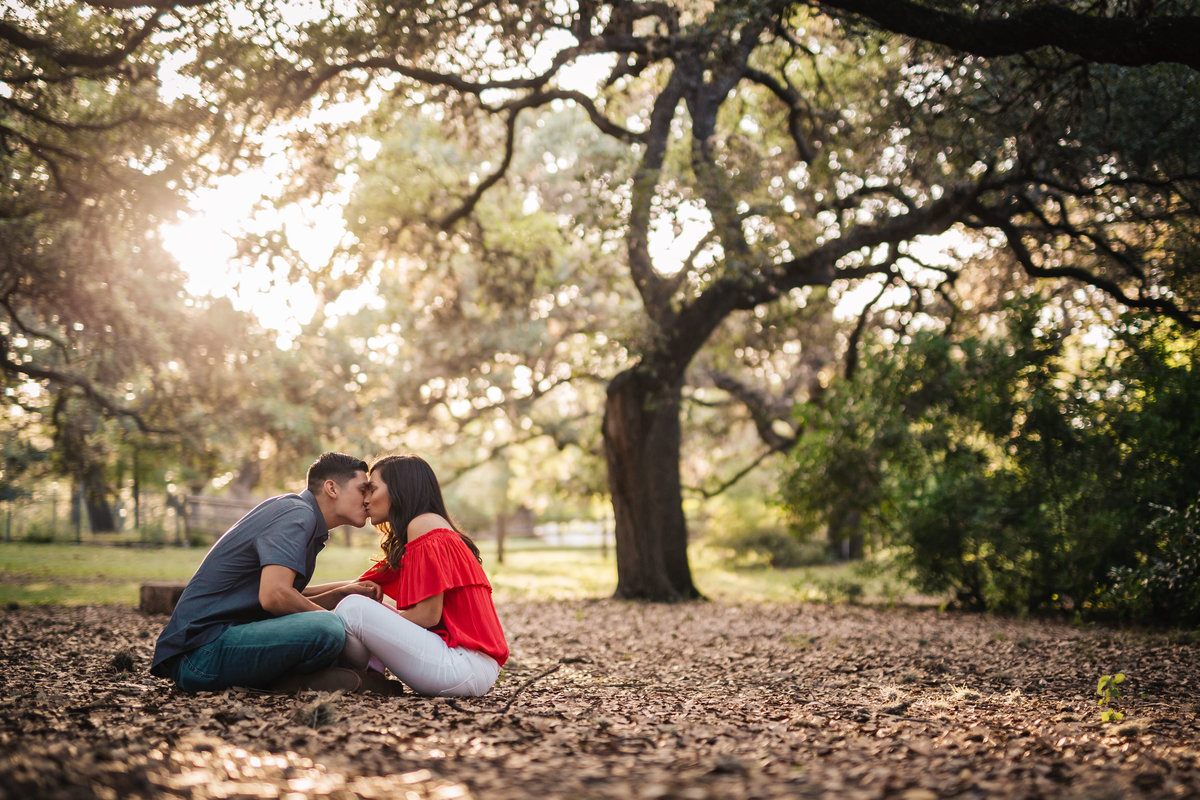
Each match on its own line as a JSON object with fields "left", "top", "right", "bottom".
{"left": 371, "top": 454, "right": 482, "bottom": 569}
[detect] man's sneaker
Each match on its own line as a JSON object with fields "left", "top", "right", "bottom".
{"left": 355, "top": 669, "right": 406, "bottom": 696}
{"left": 268, "top": 666, "right": 362, "bottom": 694}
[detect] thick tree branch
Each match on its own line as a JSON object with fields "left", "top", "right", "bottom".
{"left": 0, "top": 12, "right": 166, "bottom": 70}
{"left": 297, "top": 32, "right": 673, "bottom": 107}
{"left": 843, "top": 270, "right": 893, "bottom": 380}
{"left": 493, "top": 89, "right": 644, "bottom": 144}
{"left": 664, "top": 180, "right": 984, "bottom": 376}
{"left": 973, "top": 201, "right": 1199, "bottom": 329}
{"left": 0, "top": 96, "right": 141, "bottom": 133}
{"left": 437, "top": 109, "right": 518, "bottom": 231}
{"left": 0, "top": 348, "right": 174, "bottom": 434}
{"left": 79, "top": 0, "right": 216, "bottom": 7}
{"left": 743, "top": 66, "right": 817, "bottom": 163}
{"left": 683, "top": 13, "right": 784, "bottom": 344}
{"left": 1, "top": 297, "right": 70, "bottom": 355}
{"left": 627, "top": 66, "right": 685, "bottom": 321}
{"left": 705, "top": 369, "right": 799, "bottom": 452}
{"left": 817, "top": 0, "right": 1200, "bottom": 71}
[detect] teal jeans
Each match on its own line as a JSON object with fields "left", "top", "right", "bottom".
{"left": 171, "top": 610, "right": 345, "bottom": 691}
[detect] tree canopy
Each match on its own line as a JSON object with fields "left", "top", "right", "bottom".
{"left": 3, "top": 1, "right": 1198, "bottom": 600}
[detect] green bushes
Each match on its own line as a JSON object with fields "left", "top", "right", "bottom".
{"left": 1102, "top": 501, "right": 1200, "bottom": 626}
{"left": 781, "top": 302, "right": 1200, "bottom": 621}
{"left": 708, "top": 526, "right": 827, "bottom": 568}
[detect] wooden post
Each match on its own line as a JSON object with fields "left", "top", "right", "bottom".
{"left": 133, "top": 447, "right": 141, "bottom": 530}
{"left": 72, "top": 481, "right": 83, "bottom": 543}
{"left": 139, "top": 581, "right": 188, "bottom": 614}
{"left": 496, "top": 509, "right": 507, "bottom": 565}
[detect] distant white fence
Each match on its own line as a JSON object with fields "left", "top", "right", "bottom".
{"left": 535, "top": 519, "right": 611, "bottom": 548}
{"left": 183, "top": 495, "right": 259, "bottom": 538}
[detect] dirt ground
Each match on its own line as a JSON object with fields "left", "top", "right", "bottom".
{"left": 1, "top": 599, "right": 1197, "bottom": 800}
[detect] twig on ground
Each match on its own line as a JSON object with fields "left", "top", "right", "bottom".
{"left": 497, "top": 663, "right": 563, "bottom": 713}
{"left": 446, "top": 662, "right": 565, "bottom": 715}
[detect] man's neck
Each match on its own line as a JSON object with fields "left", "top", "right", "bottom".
{"left": 315, "top": 496, "right": 339, "bottom": 530}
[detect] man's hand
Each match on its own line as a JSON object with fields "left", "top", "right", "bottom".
{"left": 343, "top": 580, "right": 382, "bottom": 602}
{"left": 303, "top": 579, "right": 384, "bottom": 609}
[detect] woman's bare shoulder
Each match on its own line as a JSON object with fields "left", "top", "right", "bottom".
{"left": 407, "top": 512, "right": 453, "bottom": 540}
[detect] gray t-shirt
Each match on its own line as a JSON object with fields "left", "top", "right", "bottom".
{"left": 150, "top": 490, "right": 329, "bottom": 676}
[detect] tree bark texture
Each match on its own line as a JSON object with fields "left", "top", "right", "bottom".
{"left": 83, "top": 467, "right": 117, "bottom": 533}
{"left": 603, "top": 367, "right": 700, "bottom": 602}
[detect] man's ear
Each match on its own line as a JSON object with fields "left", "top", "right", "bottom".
{"left": 323, "top": 478, "right": 339, "bottom": 498}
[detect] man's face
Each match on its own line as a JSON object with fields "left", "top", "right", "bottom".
{"left": 331, "top": 470, "right": 370, "bottom": 528}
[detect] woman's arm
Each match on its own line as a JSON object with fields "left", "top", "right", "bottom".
{"left": 397, "top": 515, "right": 453, "bottom": 627}
{"left": 400, "top": 592, "right": 444, "bottom": 629}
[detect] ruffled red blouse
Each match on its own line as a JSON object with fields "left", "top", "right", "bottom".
{"left": 359, "top": 528, "right": 508, "bottom": 666}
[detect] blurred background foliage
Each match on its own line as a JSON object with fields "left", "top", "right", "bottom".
{"left": 2, "top": 0, "right": 1198, "bottom": 617}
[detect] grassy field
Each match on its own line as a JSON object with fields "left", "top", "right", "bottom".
{"left": 0, "top": 538, "right": 918, "bottom": 606}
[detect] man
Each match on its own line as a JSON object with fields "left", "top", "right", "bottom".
{"left": 150, "top": 452, "right": 381, "bottom": 692}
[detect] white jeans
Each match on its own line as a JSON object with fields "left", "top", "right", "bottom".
{"left": 335, "top": 594, "right": 501, "bottom": 697}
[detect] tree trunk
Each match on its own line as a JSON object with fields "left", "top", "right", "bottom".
{"left": 228, "top": 456, "right": 262, "bottom": 500}
{"left": 83, "top": 466, "right": 117, "bottom": 533}
{"left": 495, "top": 507, "right": 507, "bottom": 565}
{"left": 828, "top": 507, "right": 864, "bottom": 561}
{"left": 603, "top": 367, "right": 701, "bottom": 601}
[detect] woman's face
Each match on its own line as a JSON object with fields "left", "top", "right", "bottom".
{"left": 365, "top": 471, "right": 392, "bottom": 525}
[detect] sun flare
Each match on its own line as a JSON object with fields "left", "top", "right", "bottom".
{"left": 161, "top": 173, "right": 330, "bottom": 346}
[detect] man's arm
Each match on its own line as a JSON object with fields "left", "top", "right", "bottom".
{"left": 259, "top": 565, "right": 327, "bottom": 615}
{"left": 303, "top": 580, "right": 349, "bottom": 596}
{"left": 303, "top": 579, "right": 382, "bottom": 609}
{"left": 303, "top": 579, "right": 382, "bottom": 598}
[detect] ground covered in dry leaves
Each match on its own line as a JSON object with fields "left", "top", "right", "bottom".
{"left": 1, "top": 599, "right": 1198, "bottom": 800}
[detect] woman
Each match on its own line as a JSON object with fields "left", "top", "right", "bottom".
{"left": 335, "top": 454, "right": 508, "bottom": 697}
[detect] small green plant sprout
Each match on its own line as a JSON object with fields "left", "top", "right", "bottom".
{"left": 1096, "top": 673, "right": 1126, "bottom": 722}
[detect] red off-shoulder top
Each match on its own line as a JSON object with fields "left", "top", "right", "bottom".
{"left": 359, "top": 528, "right": 509, "bottom": 666}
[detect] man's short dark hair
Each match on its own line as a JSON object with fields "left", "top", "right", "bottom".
{"left": 306, "top": 452, "right": 368, "bottom": 494}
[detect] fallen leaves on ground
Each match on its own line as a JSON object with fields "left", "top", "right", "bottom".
{"left": 1, "top": 600, "right": 1197, "bottom": 799}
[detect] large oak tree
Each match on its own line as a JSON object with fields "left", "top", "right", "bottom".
{"left": 274, "top": 0, "right": 1198, "bottom": 599}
